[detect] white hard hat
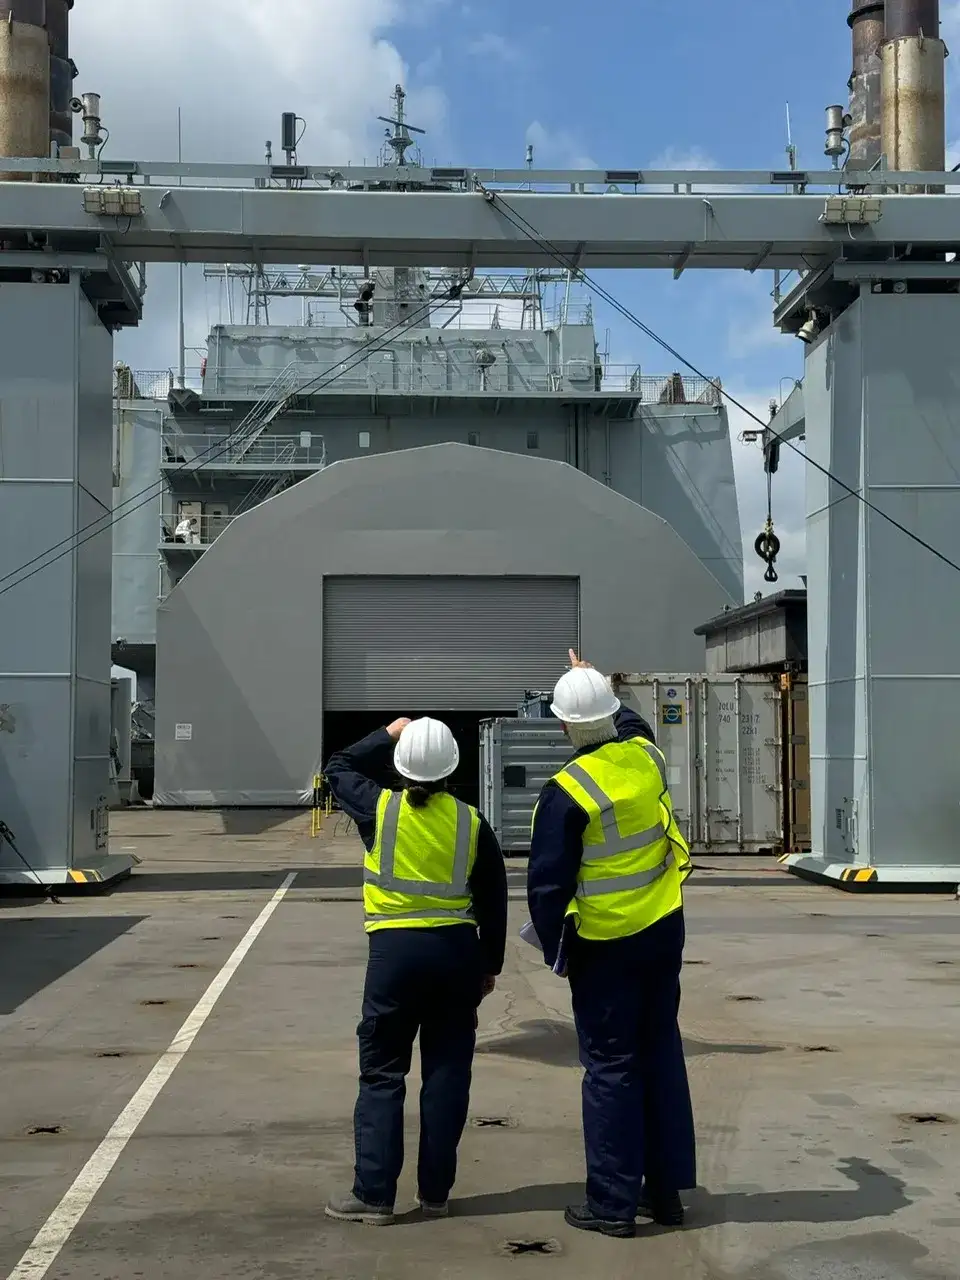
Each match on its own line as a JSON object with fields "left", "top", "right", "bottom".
{"left": 550, "top": 667, "right": 621, "bottom": 724}
{"left": 394, "top": 717, "right": 460, "bottom": 782}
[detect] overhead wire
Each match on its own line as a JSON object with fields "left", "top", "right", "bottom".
{"left": 0, "top": 283, "right": 463, "bottom": 599}
{"left": 483, "top": 188, "right": 960, "bottom": 578}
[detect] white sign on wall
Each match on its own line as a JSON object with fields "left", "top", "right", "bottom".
{"left": 175, "top": 723, "right": 193, "bottom": 741}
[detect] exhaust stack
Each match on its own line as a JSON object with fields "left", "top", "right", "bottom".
{"left": 47, "top": 0, "right": 75, "bottom": 150}
{"left": 848, "top": 2, "right": 885, "bottom": 170}
{"left": 0, "top": 0, "right": 51, "bottom": 177}
{"left": 882, "top": 0, "right": 946, "bottom": 185}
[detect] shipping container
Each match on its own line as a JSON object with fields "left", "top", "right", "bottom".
{"left": 613, "top": 673, "right": 783, "bottom": 854}
{"left": 480, "top": 673, "right": 785, "bottom": 855}
{"left": 783, "top": 673, "right": 811, "bottom": 851}
{"left": 478, "top": 718, "right": 572, "bottom": 852}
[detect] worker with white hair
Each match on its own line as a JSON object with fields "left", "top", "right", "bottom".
{"left": 527, "top": 651, "right": 695, "bottom": 1239}
{"left": 323, "top": 716, "right": 507, "bottom": 1226}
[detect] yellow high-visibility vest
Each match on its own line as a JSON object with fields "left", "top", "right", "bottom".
{"left": 363, "top": 789, "right": 480, "bottom": 933}
{"left": 541, "top": 736, "right": 692, "bottom": 941}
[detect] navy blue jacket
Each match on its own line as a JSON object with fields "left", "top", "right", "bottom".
{"left": 527, "top": 707, "right": 657, "bottom": 969}
{"left": 324, "top": 728, "right": 509, "bottom": 977}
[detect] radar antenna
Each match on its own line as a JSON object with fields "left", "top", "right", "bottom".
{"left": 378, "top": 85, "right": 425, "bottom": 167}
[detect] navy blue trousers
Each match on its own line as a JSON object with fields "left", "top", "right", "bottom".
{"left": 353, "top": 925, "right": 483, "bottom": 1207}
{"left": 568, "top": 908, "right": 696, "bottom": 1222}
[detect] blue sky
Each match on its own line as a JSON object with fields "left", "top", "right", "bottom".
{"left": 395, "top": 0, "right": 848, "bottom": 390}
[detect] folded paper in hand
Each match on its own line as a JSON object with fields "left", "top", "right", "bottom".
{"left": 519, "top": 919, "right": 543, "bottom": 951}
{"left": 519, "top": 919, "right": 568, "bottom": 978}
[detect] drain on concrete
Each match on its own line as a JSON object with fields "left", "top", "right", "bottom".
{"left": 899, "top": 1113, "right": 955, "bottom": 1125}
{"left": 26, "top": 1125, "right": 63, "bottom": 1136}
{"left": 140, "top": 999, "right": 168, "bottom": 1007}
{"left": 176, "top": 963, "right": 199, "bottom": 969}
{"left": 684, "top": 959, "right": 708, "bottom": 966}
{"left": 727, "top": 995, "right": 762, "bottom": 1002}
{"left": 96, "top": 1051, "right": 127, "bottom": 1059}
{"left": 202, "top": 936, "right": 222, "bottom": 942}
{"left": 802, "top": 1045, "right": 838, "bottom": 1053}
{"left": 499, "top": 1239, "right": 562, "bottom": 1257}
{"left": 471, "top": 1116, "right": 516, "bottom": 1129}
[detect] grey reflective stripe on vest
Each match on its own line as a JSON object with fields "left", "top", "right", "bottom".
{"left": 366, "top": 791, "right": 473, "bottom": 899}
{"left": 562, "top": 740, "right": 668, "bottom": 861}
{"left": 366, "top": 907, "right": 475, "bottom": 922}
{"left": 577, "top": 850, "right": 676, "bottom": 899}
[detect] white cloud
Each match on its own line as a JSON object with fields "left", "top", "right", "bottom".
{"left": 72, "top": 1, "right": 446, "bottom": 164}
{"left": 69, "top": 1, "right": 446, "bottom": 369}
{"left": 525, "top": 120, "right": 597, "bottom": 170}
{"left": 645, "top": 144, "right": 761, "bottom": 195}
{"left": 468, "top": 32, "right": 519, "bottom": 63}
{"left": 648, "top": 146, "right": 718, "bottom": 172}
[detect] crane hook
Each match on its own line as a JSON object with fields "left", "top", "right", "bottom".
{"left": 755, "top": 517, "right": 780, "bottom": 584}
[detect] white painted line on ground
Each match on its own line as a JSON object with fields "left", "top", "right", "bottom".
{"left": 6, "top": 872, "right": 298, "bottom": 1280}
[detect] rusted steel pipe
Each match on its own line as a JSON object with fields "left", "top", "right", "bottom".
{"left": 848, "top": 2, "right": 885, "bottom": 169}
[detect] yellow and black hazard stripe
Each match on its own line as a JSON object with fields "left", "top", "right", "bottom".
{"left": 67, "top": 868, "right": 104, "bottom": 884}
{"left": 839, "top": 867, "right": 878, "bottom": 884}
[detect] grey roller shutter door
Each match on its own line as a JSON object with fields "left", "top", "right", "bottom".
{"left": 323, "top": 576, "right": 579, "bottom": 710}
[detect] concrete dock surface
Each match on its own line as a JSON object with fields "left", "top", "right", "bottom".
{"left": 1, "top": 808, "right": 958, "bottom": 1279}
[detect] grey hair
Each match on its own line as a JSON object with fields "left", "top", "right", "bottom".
{"left": 564, "top": 717, "right": 618, "bottom": 750}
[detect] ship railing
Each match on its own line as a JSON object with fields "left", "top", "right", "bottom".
{"left": 196, "top": 359, "right": 720, "bottom": 399}
{"left": 624, "top": 371, "right": 723, "bottom": 405}
{"left": 134, "top": 359, "right": 722, "bottom": 405}
{"left": 160, "top": 513, "right": 240, "bottom": 549}
{"left": 160, "top": 430, "right": 327, "bottom": 469}
{"left": 542, "top": 303, "right": 594, "bottom": 327}
{"left": 116, "top": 368, "right": 205, "bottom": 399}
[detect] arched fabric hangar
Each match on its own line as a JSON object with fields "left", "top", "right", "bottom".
{"left": 154, "top": 442, "right": 733, "bottom": 807}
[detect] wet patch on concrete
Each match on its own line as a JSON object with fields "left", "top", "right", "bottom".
{"left": 688, "top": 1158, "right": 909, "bottom": 1227}
{"left": 731, "top": 1230, "right": 935, "bottom": 1280}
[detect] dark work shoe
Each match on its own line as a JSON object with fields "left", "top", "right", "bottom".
{"left": 324, "top": 1193, "right": 395, "bottom": 1226}
{"left": 638, "top": 1189, "right": 685, "bottom": 1226}
{"left": 418, "top": 1197, "right": 449, "bottom": 1219}
{"left": 564, "top": 1203, "right": 635, "bottom": 1238}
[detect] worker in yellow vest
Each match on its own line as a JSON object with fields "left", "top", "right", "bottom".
{"left": 323, "top": 716, "right": 507, "bottom": 1226}
{"left": 527, "top": 652, "right": 695, "bottom": 1239}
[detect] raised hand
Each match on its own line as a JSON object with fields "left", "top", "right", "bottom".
{"left": 568, "top": 648, "right": 594, "bottom": 670}
{"left": 385, "top": 718, "right": 412, "bottom": 741}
